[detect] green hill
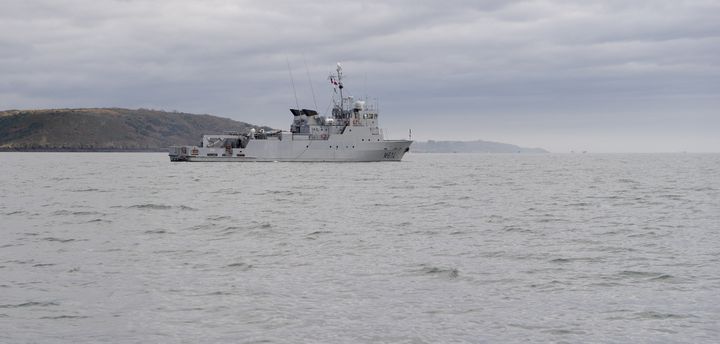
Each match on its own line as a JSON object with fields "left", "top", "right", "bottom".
{"left": 0, "top": 108, "right": 271, "bottom": 151}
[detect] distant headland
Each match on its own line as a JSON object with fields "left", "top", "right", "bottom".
{"left": 0, "top": 108, "right": 547, "bottom": 153}
{"left": 0, "top": 108, "right": 270, "bottom": 152}
{"left": 412, "top": 140, "right": 548, "bottom": 153}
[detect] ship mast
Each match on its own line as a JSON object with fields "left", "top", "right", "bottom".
{"left": 336, "top": 62, "right": 344, "bottom": 115}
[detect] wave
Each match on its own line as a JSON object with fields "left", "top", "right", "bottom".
{"left": 226, "top": 262, "right": 253, "bottom": 271}
{"left": 0, "top": 301, "right": 59, "bottom": 309}
{"left": 307, "top": 230, "right": 332, "bottom": 236}
{"left": 40, "top": 315, "right": 90, "bottom": 320}
{"left": 202, "top": 291, "right": 234, "bottom": 296}
{"left": 52, "top": 210, "right": 104, "bottom": 216}
{"left": 503, "top": 225, "right": 532, "bottom": 233}
{"left": 69, "top": 188, "right": 103, "bottom": 192}
{"left": 419, "top": 265, "right": 459, "bottom": 279}
{"left": 42, "top": 237, "right": 77, "bottom": 243}
{"left": 207, "top": 215, "right": 232, "bottom": 221}
{"left": 144, "top": 229, "right": 168, "bottom": 234}
{"left": 632, "top": 311, "right": 693, "bottom": 320}
{"left": 128, "top": 204, "right": 173, "bottom": 210}
{"left": 614, "top": 271, "right": 682, "bottom": 283}
{"left": 549, "top": 257, "right": 602, "bottom": 264}
{"left": 214, "top": 188, "right": 244, "bottom": 195}
{"left": 86, "top": 218, "right": 112, "bottom": 223}
{"left": 127, "top": 204, "right": 197, "bottom": 211}
{"left": 253, "top": 222, "right": 273, "bottom": 229}
{"left": 618, "top": 270, "right": 670, "bottom": 278}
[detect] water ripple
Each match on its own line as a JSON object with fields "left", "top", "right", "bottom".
{"left": 1, "top": 152, "right": 718, "bottom": 343}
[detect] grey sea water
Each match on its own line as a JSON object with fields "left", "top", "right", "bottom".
{"left": 1, "top": 152, "right": 719, "bottom": 343}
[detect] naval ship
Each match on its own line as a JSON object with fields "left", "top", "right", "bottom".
{"left": 169, "top": 63, "right": 412, "bottom": 162}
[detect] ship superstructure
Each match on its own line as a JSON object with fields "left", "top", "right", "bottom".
{"left": 169, "top": 63, "right": 412, "bottom": 162}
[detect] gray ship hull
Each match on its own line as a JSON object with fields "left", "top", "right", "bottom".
{"left": 170, "top": 130, "right": 412, "bottom": 162}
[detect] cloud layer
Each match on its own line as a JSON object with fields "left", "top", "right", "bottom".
{"left": 2, "top": 0, "right": 719, "bottom": 151}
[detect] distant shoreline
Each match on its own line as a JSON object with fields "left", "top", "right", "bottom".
{"left": 2, "top": 149, "right": 717, "bottom": 154}
{"left": 0, "top": 147, "right": 166, "bottom": 152}
{"left": 1, "top": 107, "right": 551, "bottom": 154}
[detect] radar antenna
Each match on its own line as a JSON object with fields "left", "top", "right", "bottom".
{"left": 286, "top": 57, "right": 300, "bottom": 110}
{"left": 303, "top": 54, "right": 318, "bottom": 111}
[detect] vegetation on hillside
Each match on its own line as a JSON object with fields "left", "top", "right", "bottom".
{"left": 0, "top": 108, "right": 271, "bottom": 151}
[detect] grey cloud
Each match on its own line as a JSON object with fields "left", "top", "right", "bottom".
{"left": 1, "top": 0, "right": 718, "bottom": 152}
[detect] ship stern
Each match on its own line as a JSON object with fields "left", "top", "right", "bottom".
{"left": 168, "top": 146, "right": 189, "bottom": 162}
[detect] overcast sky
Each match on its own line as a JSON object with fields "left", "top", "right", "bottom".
{"left": 2, "top": 0, "right": 719, "bottom": 152}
